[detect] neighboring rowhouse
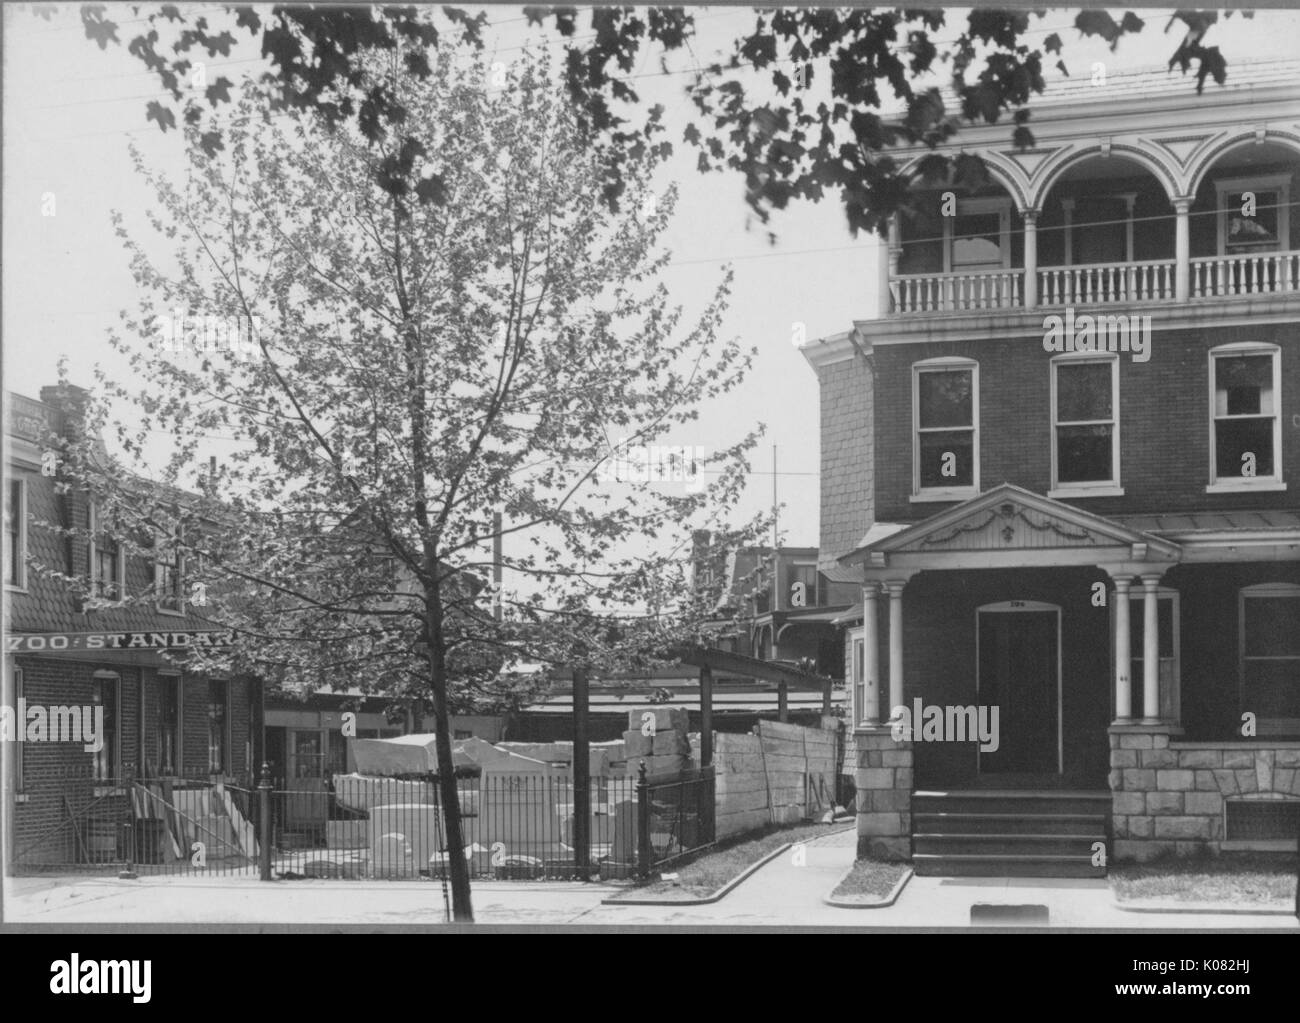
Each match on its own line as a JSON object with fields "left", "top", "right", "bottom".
{"left": 3, "top": 385, "right": 259, "bottom": 869}
{"left": 802, "top": 59, "right": 1300, "bottom": 875}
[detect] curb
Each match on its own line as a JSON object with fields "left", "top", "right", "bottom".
{"left": 823, "top": 864, "right": 913, "bottom": 909}
{"left": 600, "top": 842, "right": 793, "bottom": 907}
{"left": 1113, "top": 898, "right": 1297, "bottom": 917}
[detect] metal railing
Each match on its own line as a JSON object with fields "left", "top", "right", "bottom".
{"left": 12, "top": 763, "right": 718, "bottom": 882}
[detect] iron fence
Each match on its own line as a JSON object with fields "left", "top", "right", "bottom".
{"left": 637, "top": 764, "right": 717, "bottom": 877}
{"left": 11, "top": 763, "right": 717, "bottom": 882}
{"left": 10, "top": 767, "right": 258, "bottom": 876}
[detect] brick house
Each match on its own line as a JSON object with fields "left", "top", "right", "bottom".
{"left": 3, "top": 386, "right": 259, "bottom": 869}
{"left": 802, "top": 60, "right": 1300, "bottom": 875}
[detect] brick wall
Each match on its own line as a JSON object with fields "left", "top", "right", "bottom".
{"left": 816, "top": 353, "right": 873, "bottom": 569}
{"left": 869, "top": 321, "right": 1300, "bottom": 522}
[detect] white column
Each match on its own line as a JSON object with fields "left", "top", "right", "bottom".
{"left": 1141, "top": 575, "right": 1161, "bottom": 722}
{"left": 1061, "top": 198, "right": 1075, "bottom": 266}
{"left": 1023, "top": 209, "right": 1039, "bottom": 309}
{"left": 1174, "top": 198, "right": 1191, "bottom": 302}
{"left": 1113, "top": 576, "right": 1133, "bottom": 722}
{"left": 862, "top": 584, "right": 880, "bottom": 726}
{"left": 886, "top": 581, "right": 905, "bottom": 718}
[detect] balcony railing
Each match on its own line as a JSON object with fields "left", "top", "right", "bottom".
{"left": 890, "top": 269, "right": 1021, "bottom": 314}
{"left": 887, "top": 250, "right": 1300, "bottom": 315}
{"left": 1192, "top": 251, "right": 1300, "bottom": 298}
{"left": 1038, "top": 259, "right": 1175, "bottom": 306}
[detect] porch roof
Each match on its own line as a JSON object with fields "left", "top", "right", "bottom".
{"left": 1115, "top": 509, "right": 1300, "bottom": 537}
{"left": 839, "top": 483, "right": 1181, "bottom": 573}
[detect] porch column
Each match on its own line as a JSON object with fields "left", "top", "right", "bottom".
{"left": 886, "top": 581, "right": 905, "bottom": 718}
{"left": 1141, "top": 574, "right": 1162, "bottom": 723}
{"left": 1023, "top": 209, "right": 1039, "bottom": 308}
{"left": 1113, "top": 575, "right": 1133, "bottom": 722}
{"left": 883, "top": 214, "right": 904, "bottom": 311}
{"left": 861, "top": 583, "right": 880, "bottom": 726}
{"left": 1174, "top": 197, "right": 1191, "bottom": 302}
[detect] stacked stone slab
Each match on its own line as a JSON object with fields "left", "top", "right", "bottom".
{"left": 1109, "top": 725, "right": 1300, "bottom": 861}
{"left": 622, "top": 706, "right": 693, "bottom": 777}
{"left": 853, "top": 725, "right": 913, "bottom": 861}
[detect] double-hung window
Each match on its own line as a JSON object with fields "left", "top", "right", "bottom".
{"left": 1208, "top": 344, "right": 1283, "bottom": 492}
{"left": 913, "top": 359, "right": 979, "bottom": 500}
{"left": 1051, "top": 355, "right": 1121, "bottom": 496}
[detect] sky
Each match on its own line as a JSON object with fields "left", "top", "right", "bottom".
{"left": 6, "top": 3, "right": 1300, "bottom": 556}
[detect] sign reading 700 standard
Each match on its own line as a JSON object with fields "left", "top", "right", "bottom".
{"left": 5, "top": 630, "right": 235, "bottom": 653}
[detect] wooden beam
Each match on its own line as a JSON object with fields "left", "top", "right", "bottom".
{"left": 778, "top": 681, "right": 788, "bottom": 723}
{"left": 667, "top": 644, "right": 832, "bottom": 692}
{"left": 700, "top": 666, "right": 713, "bottom": 768}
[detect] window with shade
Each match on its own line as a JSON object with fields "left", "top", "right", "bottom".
{"left": 158, "top": 676, "right": 181, "bottom": 775}
{"left": 90, "top": 504, "right": 124, "bottom": 600}
{"left": 914, "top": 360, "right": 978, "bottom": 497}
{"left": 1241, "top": 585, "right": 1300, "bottom": 735}
{"left": 851, "top": 635, "right": 866, "bottom": 725}
{"left": 1053, "top": 356, "right": 1120, "bottom": 492}
{"left": 91, "top": 673, "right": 120, "bottom": 781}
{"left": 207, "top": 679, "right": 228, "bottom": 774}
{"left": 1209, "top": 347, "right": 1281, "bottom": 488}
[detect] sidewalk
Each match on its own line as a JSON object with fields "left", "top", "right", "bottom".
{"left": 5, "top": 829, "right": 1297, "bottom": 929}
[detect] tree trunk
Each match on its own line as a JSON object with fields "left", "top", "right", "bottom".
{"left": 426, "top": 586, "right": 473, "bottom": 921}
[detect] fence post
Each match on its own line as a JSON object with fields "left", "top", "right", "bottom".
{"left": 258, "top": 762, "right": 273, "bottom": 881}
{"left": 118, "top": 765, "right": 137, "bottom": 880}
{"left": 636, "top": 759, "right": 651, "bottom": 880}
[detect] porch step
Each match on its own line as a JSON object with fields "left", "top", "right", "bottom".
{"left": 910, "top": 790, "right": 1109, "bottom": 877}
{"left": 912, "top": 853, "right": 1106, "bottom": 879}
{"left": 914, "top": 813, "right": 1102, "bottom": 836}
{"left": 913, "top": 833, "right": 1097, "bottom": 857}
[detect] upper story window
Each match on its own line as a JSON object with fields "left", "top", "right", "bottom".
{"left": 89, "top": 504, "right": 125, "bottom": 601}
{"left": 946, "top": 198, "right": 1011, "bottom": 272}
{"left": 1050, "top": 355, "right": 1122, "bottom": 496}
{"left": 1216, "top": 174, "right": 1291, "bottom": 255}
{"left": 151, "top": 523, "right": 185, "bottom": 614}
{"left": 913, "top": 358, "right": 979, "bottom": 500}
{"left": 787, "top": 562, "right": 818, "bottom": 608}
{"left": 1240, "top": 583, "right": 1300, "bottom": 736}
{"left": 4, "top": 477, "right": 25, "bottom": 590}
{"left": 1207, "top": 344, "right": 1283, "bottom": 493}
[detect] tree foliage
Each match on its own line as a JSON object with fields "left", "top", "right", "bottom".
{"left": 73, "top": 5, "right": 1247, "bottom": 234}
{"left": 51, "top": 40, "right": 765, "bottom": 919}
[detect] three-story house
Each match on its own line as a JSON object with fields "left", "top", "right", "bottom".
{"left": 802, "top": 59, "right": 1300, "bottom": 875}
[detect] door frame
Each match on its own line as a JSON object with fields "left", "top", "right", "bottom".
{"left": 975, "top": 600, "right": 1063, "bottom": 775}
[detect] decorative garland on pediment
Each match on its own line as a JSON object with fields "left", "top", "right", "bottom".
{"left": 919, "top": 502, "right": 1097, "bottom": 547}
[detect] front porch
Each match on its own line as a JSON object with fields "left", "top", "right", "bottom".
{"left": 840, "top": 484, "right": 1300, "bottom": 868}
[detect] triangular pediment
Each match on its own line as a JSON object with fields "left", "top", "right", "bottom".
{"left": 850, "top": 485, "right": 1179, "bottom": 563}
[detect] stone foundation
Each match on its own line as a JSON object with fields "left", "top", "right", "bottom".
{"left": 1109, "top": 725, "right": 1300, "bottom": 861}
{"left": 854, "top": 725, "right": 912, "bottom": 861}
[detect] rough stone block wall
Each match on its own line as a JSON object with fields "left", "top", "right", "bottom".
{"left": 1109, "top": 727, "right": 1300, "bottom": 861}
{"left": 855, "top": 727, "right": 912, "bottom": 861}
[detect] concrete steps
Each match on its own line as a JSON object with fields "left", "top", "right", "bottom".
{"left": 911, "top": 790, "right": 1110, "bottom": 878}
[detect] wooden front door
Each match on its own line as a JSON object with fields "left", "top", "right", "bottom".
{"left": 977, "top": 603, "right": 1060, "bottom": 776}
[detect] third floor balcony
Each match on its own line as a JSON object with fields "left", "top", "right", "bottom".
{"left": 881, "top": 78, "right": 1300, "bottom": 318}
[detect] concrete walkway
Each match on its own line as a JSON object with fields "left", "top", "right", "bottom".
{"left": 4, "top": 828, "right": 1296, "bottom": 929}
